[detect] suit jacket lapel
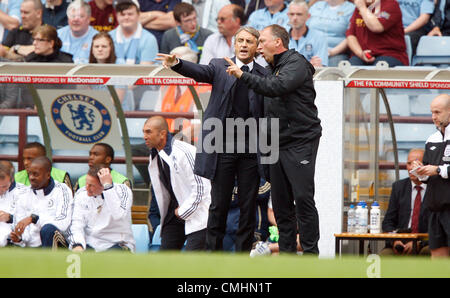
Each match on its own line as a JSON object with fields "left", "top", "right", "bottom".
{"left": 222, "top": 57, "right": 238, "bottom": 106}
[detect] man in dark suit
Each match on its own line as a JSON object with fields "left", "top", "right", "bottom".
{"left": 381, "top": 148, "right": 430, "bottom": 255}
{"left": 156, "top": 26, "right": 268, "bottom": 252}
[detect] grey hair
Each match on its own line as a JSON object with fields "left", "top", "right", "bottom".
{"left": 67, "top": 0, "right": 91, "bottom": 17}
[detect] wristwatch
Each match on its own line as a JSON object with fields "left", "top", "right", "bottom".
{"left": 30, "top": 214, "right": 39, "bottom": 224}
{"left": 13, "top": 45, "right": 20, "bottom": 54}
{"left": 436, "top": 166, "right": 441, "bottom": 175}
{"left": 103, "top": 183, "right": 113, "bottom": 190}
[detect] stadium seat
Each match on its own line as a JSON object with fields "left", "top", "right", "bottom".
{"left": 405, "top": 35, "right": 412, "bottom": 65}
{"left": 412, "top": 36, "right": 450, "bottom": 67}
{"left": 410, "top": 93, "right": 437, "bottom": 115}
{"left": 149, "top": 225, "right": 161, "bottom": 251}
{"left": 131, "top": 224, "right": 150, "bottom": 253}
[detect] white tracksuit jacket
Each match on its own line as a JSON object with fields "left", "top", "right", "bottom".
{"left": 0, "top": 182, "right": 28, "bottom": 246}
{"left": 14, "top": 179, "right": 74, "bottom": 247}
{"left": 148, "top": 138, "right": 211, "bottom": 235}
{"left": 67, "top": 184, "right": 135, "bottom": 252}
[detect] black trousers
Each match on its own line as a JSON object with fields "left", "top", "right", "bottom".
{"left": 207, "top": 153, "right": 259, "bottom": 252}
{"left": 270, "top": 138, "right": 320, "bottom": 254}
{"left": 160, "top": 218, "right": 207, "bottom": 251}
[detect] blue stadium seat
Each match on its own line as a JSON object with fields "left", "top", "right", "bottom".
{"left": 412, "top": 36, "right": 450, "bottom": 66}
{"left": 405, "top": 35, "right": 412, "bottom": 65}
{"left": 410, "top": 93, "right": 436, "bottom": 116}
{"left": 149, "top": 225, "right": 161, "bottom": 251}
{"left": 131, "top": 224, "right": 150, "bottom": 253}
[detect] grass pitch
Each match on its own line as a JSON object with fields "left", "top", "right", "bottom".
{"left": 0, "top": 248, "right": 449, "bottom": 278}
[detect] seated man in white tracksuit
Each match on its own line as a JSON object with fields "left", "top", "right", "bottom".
{"left": 67, "top": 165, "right": 135, "bottom": 252}
{"left": 143, "top": 116, "right": 211, "bottom": 250}
{"left": 0, "top": 161, "right": 28, "bottom": 247}
{"left": 10, "top": 157, "right": 74, "bottom": 248}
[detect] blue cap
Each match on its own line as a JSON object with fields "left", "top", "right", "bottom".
{"left": 372, "top": 201, "right": 379, "bottom": 207}
{"left": 350, "top": 204, "right": 355, "bottom": 209}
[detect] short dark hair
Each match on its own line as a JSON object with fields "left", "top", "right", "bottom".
{"left": 266, "top": 24, "right": 290, "bottom": 49}
{"left": 24, "top": 142, "right": 46, "bottom": 156}
{"left": 173, "top": 2, "right": 196, "bottom": 23}
{"left": 30, "top": 156, "right": 52, "bottom": 173}
{"left": 116, "top": 2, "right": 139, "bottom": 14}
{"left": 94, "top": 143, "right": 115, "bottom": 162}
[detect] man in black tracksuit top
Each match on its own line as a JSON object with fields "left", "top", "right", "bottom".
{"left": 415, "top": 94, "right": 450, "bottom": 258}
{"left": 226, "top": 24, "right": 322, "bottom": 255}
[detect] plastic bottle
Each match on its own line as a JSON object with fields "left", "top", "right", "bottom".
{"left": 356, "top": 202, "right": 368, "bottom": 233}
{"left": 361, "top": 202, "right": 369, "bottom": 233}
{"left": 347, "top": 204, "right": 356, "bottom": 233}
{"left": 370, "top": 201, "right": 381, "bottom": 234}
{"left": 355, "top": 202, "right": 363, "bottom": 233}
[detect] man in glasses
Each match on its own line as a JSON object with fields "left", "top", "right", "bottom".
{"left": 57, "top": 0, "right": 99, "bottom": 64}
{"left": 2, "top": 0, "right": 43, "bottom": 62}
{"left": 199, "top": 4, "right": 244, "bottom": 65}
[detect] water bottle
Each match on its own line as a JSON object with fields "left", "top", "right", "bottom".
{"left": 360, "top": 202, "right": 369, "bottom": 233}
{"left": 355, "top": 202, "right": 363, "bottom": 233}
{"left": 347, "top": 204, "right": 356, "bottom": 233}
{"left": 370, "top": 201, "right": 381, "bottom": 234}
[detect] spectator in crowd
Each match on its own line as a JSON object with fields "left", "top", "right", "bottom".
{"left": 191, "top": 0, "right": 230, "bottom": 32}
{"left": 307, "top": 0, "right": 355, "bottom": 66}
{"left": 399, "top": 0, "right": 435, "bottom": 56}
{"left": 0, "top": 0, "right": 22, "bottom": 57}
{"left": 74, "top": 143, "right": 130, "bottom": 192}
{"left": 138, "top": 0, "right": 180, "bottom": 46}
{"left": 2, "top": 0, "right": 43, "bottom": 62}
{"left": 414, "top": 94, "right": 450, "bottom": 258}
{"left": 381, "top": 148, "right": 431, "bottom": 255}
{"left": 0, "top": 161, "right": 27, "bottom": 247}
{"left": 346, "top": 0, "right": 409, "bottom": 66}
{"left": 225, "top": 24, "right": 322, "bottom": 255}
{"left": 0, "top": 57, "right": 20, "bottom": 109}
{"left": 68, "top": 166, "right": 135, "bottom": 252}
{"left": 199, "top": 4, "right": 244, "bottom": 64}
{"left": 158, "top": 26, "right": 268, "bottom": 252}
{"left": 89, "top": 0, "right": 118, "bottom": 32}
{"left": 287, "top": 0, "right": 328, "bottom": 67}
{"left": 58, "top": 0, "right": 99, "bottom": 64}
{"left": 143, "top": 116, "right": 211, "bottom": 251}
{"left": 15, "top": 142, "right": 73, "bottom": 191}
{"left": 160, "top": 2, "right": 212, "bottom": 59}
{"left": 110, "top": 0, "right": 158, "bottom": 64}
{"left": 42, "top": 0, "right": 70, "bottom": 30}
{"left": 25, "top": 24, "right": 73, "bottom": 62}
{"left": 88, "top": 32, "right": 134, "bottom": 110}
{"left": 428, "top": 0, "right": 450, "bottom": 36}
{"left": 89, "top": 31, "right": 116, "bottom": 63}
{"left": 10, "top": 156, "right": 74, "bottom": 248}
{"left": 247, "top": 0, "right": 289, "bottom": 31}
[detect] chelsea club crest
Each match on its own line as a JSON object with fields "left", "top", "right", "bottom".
{"left": 51, "top": 94, "right": 112, "bottom": 144}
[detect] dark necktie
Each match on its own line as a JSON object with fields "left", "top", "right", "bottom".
{"left": 230, "top": 65, "right": 250, "bottom": 119}
{"left": 411, "top": 185, "right": 422, "bottom": 233}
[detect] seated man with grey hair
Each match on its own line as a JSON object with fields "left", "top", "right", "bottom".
{"left": 57, "top": 0, "right": 99, "bottom": 63}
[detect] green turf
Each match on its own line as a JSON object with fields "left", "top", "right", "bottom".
{"left": 0, "top": 248, "right": 449, "bottom": 278}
